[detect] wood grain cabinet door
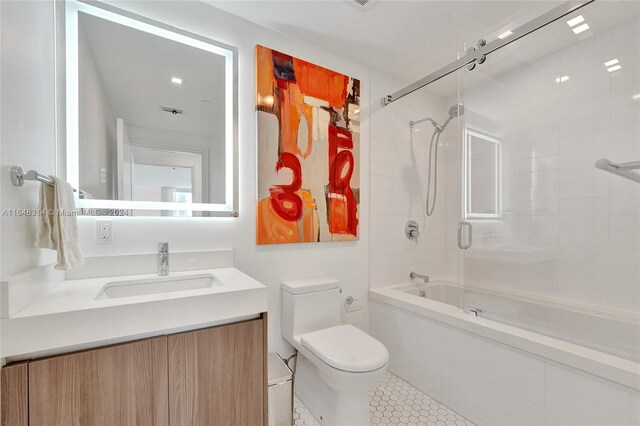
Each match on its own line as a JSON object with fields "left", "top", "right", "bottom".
{"left": 168, "top": 318, "right": 265, "bottom": 426}
{"left": 1, "top": 362, "right": 28, "bottom": 426}
{"left": 28, "top": 336, "right": 169, "bottom": 426}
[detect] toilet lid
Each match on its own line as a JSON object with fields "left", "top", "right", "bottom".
{"left": 300, "top": 325, "right": 389, "bottom": 372}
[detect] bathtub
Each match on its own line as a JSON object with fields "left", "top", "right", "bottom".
{"left": 370, "top": 280, "right": 640, "bottom": 425}
{"left": 402, "top": 281, "right": 639, "bottom": 363}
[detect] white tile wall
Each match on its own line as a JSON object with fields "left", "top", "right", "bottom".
{"left": 371, "top": 301, "right": 639, "bottom": 426}
{"left": 369, "top": 72, "right": 452, "bottom": 288}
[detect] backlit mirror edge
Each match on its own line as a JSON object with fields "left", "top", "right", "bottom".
{"left": 463, "top": 128, "right": 502, "bottom": 220}
{"left": 63, "top": 0, "right": 239, "bottom": 217}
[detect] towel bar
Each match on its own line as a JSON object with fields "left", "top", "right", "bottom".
{"left": 11, "top": 166, "right": 55, "bottom": 187}
{"left": 10, "top": 166, "right": 79, "bottom": 193}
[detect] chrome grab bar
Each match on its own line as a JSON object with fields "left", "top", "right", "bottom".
{"left": 457, "top": 221, "right": 472, "bottom": 250}
{"left": 595, "top": 159, "right": 640, "bottom": 184}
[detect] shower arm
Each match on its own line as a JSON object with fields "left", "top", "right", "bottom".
{"left": 409, "top": 117, "right": 442, "bottom": 132}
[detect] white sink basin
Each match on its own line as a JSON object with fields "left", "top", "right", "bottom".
{"left": 95, "top": 273, "right": 221, "bottom": 300}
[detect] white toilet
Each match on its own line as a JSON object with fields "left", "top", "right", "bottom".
{"left": 281, "top": 277, "right": 389, "bottom": 426}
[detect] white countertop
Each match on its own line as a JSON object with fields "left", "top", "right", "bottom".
{"left": 2, "top": 267, "right": 267, "bottom": 359}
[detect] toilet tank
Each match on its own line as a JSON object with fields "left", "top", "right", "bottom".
{"left": 281, "top": 277, "right": 341, "bottom": 344}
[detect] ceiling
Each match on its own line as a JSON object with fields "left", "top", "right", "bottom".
{"left": 205, "top": 0, "right": 559, "bottom": 97}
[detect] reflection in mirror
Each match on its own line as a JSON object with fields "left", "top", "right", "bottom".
{"left": 66, "top": 1, "right": 237, "bottom": 216}
{"left": 464, "top": 129, "right": 501, "bottom": 219}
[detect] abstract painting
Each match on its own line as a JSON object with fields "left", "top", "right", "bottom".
{"left": 256, "top": 45, "right": 360, "bottom": 244}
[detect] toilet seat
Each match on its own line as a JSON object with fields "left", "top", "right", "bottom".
{"left": 300, "top": 324, "right": 389, "bottom": 372}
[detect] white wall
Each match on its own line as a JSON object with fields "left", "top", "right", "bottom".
{"left": 369, "top": 72, "right": 450, "bottom": 288}
{"left": 0, "top": 0, "right": 372, "bottom": 356}
{"left": 0, "top": 1, "right": 58, "bottom": 280}
{"left": 65, "top": 0, "right": 371, "bottom": 355}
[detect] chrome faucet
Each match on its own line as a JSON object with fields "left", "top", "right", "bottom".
{"left": 158, "top": 242, "right": 169, "bottom": 276}
{"left": 410, "top": 271, "right": 429, "bottom": 283}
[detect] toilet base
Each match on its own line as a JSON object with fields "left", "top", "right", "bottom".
{"left": 294, "top": 354, "right": 371, "bottom": 426}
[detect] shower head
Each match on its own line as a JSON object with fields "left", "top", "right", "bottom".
{"left": 409, "top": 104, "right": 464, "bottom": 133}
{"left": 439, "top": 103, "right": 464, "bottom": 132}
{"left": 448, "top": 103, "right": 464, "bottom": 118}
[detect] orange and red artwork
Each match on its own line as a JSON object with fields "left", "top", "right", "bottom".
{"left": 256, "top": 45, "right": 360, "bottom": 244}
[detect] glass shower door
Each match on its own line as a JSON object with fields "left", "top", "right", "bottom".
{"left": 459, "top": 1, "right": 640, "bottom": 361}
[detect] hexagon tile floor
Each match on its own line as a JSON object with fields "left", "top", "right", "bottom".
{"left": 293, "top": 372, "right": 474, "bottom": 426}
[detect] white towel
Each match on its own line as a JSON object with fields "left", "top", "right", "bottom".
{"left": 34, "top": 177, "right": 84, "bottom": 270}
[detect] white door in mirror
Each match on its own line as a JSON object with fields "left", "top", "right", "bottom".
{"left": 95, "top": 273, "right": 221, "bottom": 300}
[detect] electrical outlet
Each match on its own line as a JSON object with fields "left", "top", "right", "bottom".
{"left": 96, "top": 220, "right": 113, "bottom": 244}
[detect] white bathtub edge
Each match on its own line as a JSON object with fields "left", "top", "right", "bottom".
{"left": 369, "top": 286, "right": 640, "bottom": 391}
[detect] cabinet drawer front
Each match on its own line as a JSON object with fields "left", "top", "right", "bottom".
{"left": 28, "top": 336, "right": 168, "bottom": 426}
{"left": 169, "top": 319, "right": 265, "bottom": 426}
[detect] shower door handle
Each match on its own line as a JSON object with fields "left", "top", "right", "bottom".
{"left": 457, "top": 221, "right": 472, "bottom": 250}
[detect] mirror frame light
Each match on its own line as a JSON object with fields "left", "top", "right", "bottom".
{"left": 65, "top": 1, "right": 238, "bottom": 216}
{"left": 463, "top": 128, "right": 502, "bottom": 220}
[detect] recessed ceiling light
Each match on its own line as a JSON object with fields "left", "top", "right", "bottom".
{"left": 566, "top": 15, "right": 585, "bottom": 27}
{"left": 632, "top": 93, "right": 640, "bottom": 100}
{"left": 171, "top": 77, "right": 183, "bottom": 85}
{"left": 604, "top": 59, "right": 619, "bottom": 67}
{"left": 607, "top": 65, "right": 622, "bottom": 72}
{"left": 498, "top": 30, "right": 513, "bottom": 39}
{"left": 572, "top": 23, "right": 590, "bottom": 35}
{"left": 555, "top": 75, "right": 570, "bottom": 83}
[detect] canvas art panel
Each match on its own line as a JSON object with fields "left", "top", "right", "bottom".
{"left": 256, "top": 45, "right": 360, "bottom": 244}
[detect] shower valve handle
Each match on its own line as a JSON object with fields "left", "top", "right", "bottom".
{"left": 405, "top": 220, "right": 420, "bottom": 241}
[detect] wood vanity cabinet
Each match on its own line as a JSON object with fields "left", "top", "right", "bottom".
{"left": 1, "top": 315, "right": 267, "bottom": 426}
{"left": 168, "top": 318, "right": 266, "bottom": 425}
{"left": 29, "top": 336, "right": 169, "bottom": 426}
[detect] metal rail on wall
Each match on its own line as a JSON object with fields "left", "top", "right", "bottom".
{"left": 381, "top": 0, "right": 595, "bottom": 106}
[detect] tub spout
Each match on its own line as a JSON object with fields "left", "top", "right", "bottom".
{"left": 409, "top": 271, "right": 429, "bottom": 283}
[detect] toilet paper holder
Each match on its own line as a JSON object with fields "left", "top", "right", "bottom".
{"left": 344, "top": 296, "right": 362, "bottom": 312}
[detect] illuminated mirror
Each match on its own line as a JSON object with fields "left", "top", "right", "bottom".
{"left": 464, "top": 129, "right": 501, "bottom": 219}
{"left": 64, "top": 1, "right": 238, "bottom": 216}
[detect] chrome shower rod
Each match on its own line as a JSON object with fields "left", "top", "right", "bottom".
{"left": 382, "top": 0, "right": 595, "bottom": 106}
